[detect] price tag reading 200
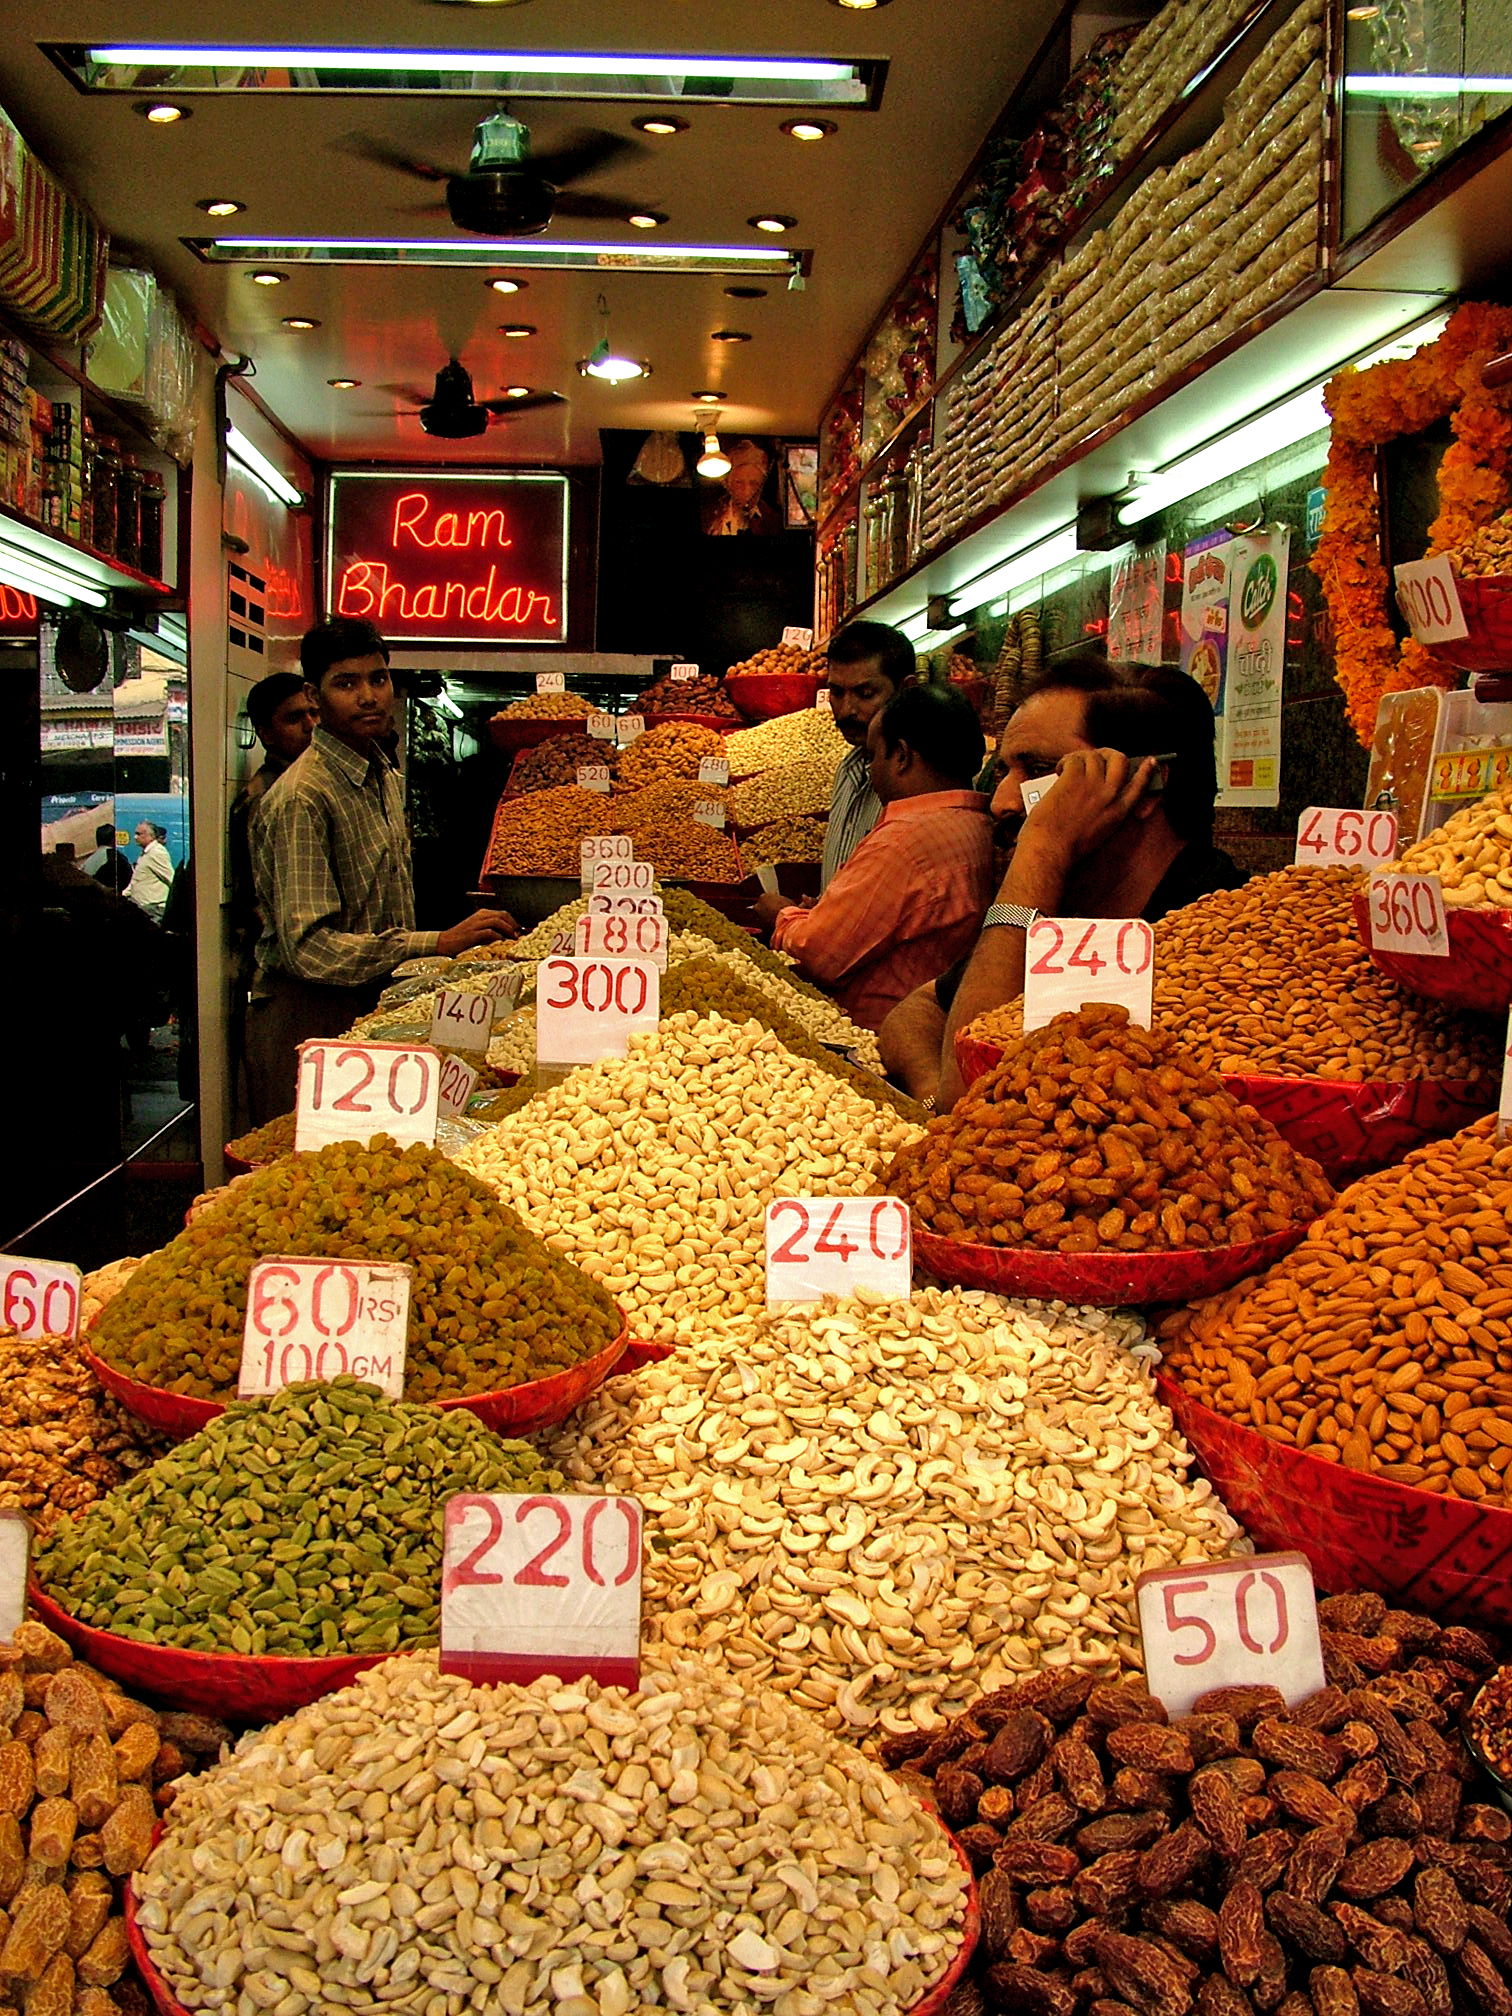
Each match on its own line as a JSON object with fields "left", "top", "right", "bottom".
{"left": 1136, "top": 1552, "right": 1325, "bottom": 1717}
{"left": 536, "top": 956, "right": 659, "bottom": 1069}
{"left": 295, "top": 1042, "right": 441, "bottom": 1152}
{"left": 764, "top": 1197, "right": 911, "bottom": 1306}
{"left": 592, "top": 859, "right": 655, "bottom": 897}
{"left": 1023, "top": 918, "right": 1154, "bottom": 1034}
{"left": 238, "top": 1258, "right": 411, "bottom": 1399}
{"left": 440, "top": 1492, "right": 643, "bottom": 1689}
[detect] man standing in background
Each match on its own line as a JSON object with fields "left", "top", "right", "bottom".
{"left": 820, "top": 621, "right": 916, "bottom": 888}
{"left": 125, "top": 821, "right": 174, "bottom": 924}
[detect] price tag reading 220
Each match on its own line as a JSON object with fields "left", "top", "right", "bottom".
{"left": 238, "top": 1258, "right": 411, "bottom": 1399}
{"left": 295, "top": 1042, "right": 441, "bottom": 1152}
{"left": 764, "top": 1197, "right": 911, "bottom": 1306}
{"left": 440, "top": 1492, "right": 643, "bottom": 1689}
{"left": 1023, "top": 918, "right": 1154, "bottom": 1034}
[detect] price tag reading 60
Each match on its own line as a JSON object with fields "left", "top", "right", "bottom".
{"left": 440, "top": 1491, "right": 643, "bottom": 1688}
{"left": 764, "top": 1196, "right": 911, "bottom": 1306}
{"left": 1367, "top": 871, "right": 1450, "bottom": 958}
{"left": 1023, "top": 917, "right": 1154, "bottom": 1034}
{"left": 0, "top": 1258, "right": 82, "bottom": 1342}
{"left": 238, "top": 1257, "right": 411, "bottom": 1399}
{"left": 295, "top": 1041, "right": 441, "bottom": 1152}
{"left": 1136, "top": 1552, "right": 1325, "bottom": 1717}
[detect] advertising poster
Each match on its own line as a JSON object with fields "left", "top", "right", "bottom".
{"left": 1179, "top": 529, "right": 1287, "bottom": 809}
{"left": 1107, "top": 543, "right": 1169, "bottom": 664}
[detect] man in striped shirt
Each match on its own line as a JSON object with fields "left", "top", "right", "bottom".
{"left": 820, "top": 621, "right": 917, "bottom": 889}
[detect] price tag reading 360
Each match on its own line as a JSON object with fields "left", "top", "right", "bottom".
{"left": 238, "top": 1258, "right": 411, "bottom": 1399}
{"left": 1367, "top": 871, "right": 1450, "bottom": 958}
{"left": 581, "top": 834, "right": 632, "bottom": 891}
{"left": 1023, "top": 918, "right": 1154, "bottom": 1034}
{"left": 295, "top": 1042, "right": 441, "bottom": 1152}
{"left": 1295, "top": 807, "right": 1399, "bottom": 868}
{"left": 1136, "top": 1552, "right": 1325, "bottom": 1717}
{"left": 441, "top": 1492, "right": 643, "bottom": 1689}
{"left": 765, "top": 1197, "right": 911, "bottom": 1306}
{"left": 0, "top": 1258, "right": 82, "bottom": 1342}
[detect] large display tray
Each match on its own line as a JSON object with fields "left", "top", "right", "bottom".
{"left": 913, "top": 1220, "right": 1310, "bottom": 1308}
{"left": 487, "top": 714, "right": 593, "bottom": 756}
{"left": 1351, "top": 886, "right": 1512, "bottom": 1015}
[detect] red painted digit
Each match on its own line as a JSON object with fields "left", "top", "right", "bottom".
{"left": 869, "top": 1198, "right": 909, "bottom": 1261}
{"left": 545, "top": 961, "right": 579, "bottom": 1010}
{"left": 616, "top": 966, "right": 649, "bottom": 1015}
{"left": 2, "top": 1270, "right": 36, "bottom": 1333}
{"left": 582, "top": 1497, "right": 640, "bottom": 1588}
{"left": 40, "top": 1278, "right": 77, "bottom": 1337}
{"left": 583, "top": 962, "right": 613, "bottom": 1012}
{"left": 331, "top": 1048, "right": 376, "bottom": 1113}
{"left": 514, "top": 1497, "right": 572, "bottom": 1587}
{"left": 1068, "top": 923, "right": 1108, "bottom": 977}
{"left": 1116, "top": 921, "right": 1153, "bottom": 976}
{"left": 448, "top": 1498, "right": 506, "bottom": 1588}
{"left": 388, "top": 1051, "right": 432, "bottom": 1114}
{"left": 1235, "top": 1569, "right": 1289, "bottom": 1655}
{"left": 1298, "top": 809, "right": 1325, "bottom": 855}
{"left": 252, "top": 1265, "right": 301, "bottom": 1341}
{"left": 1027, "top": 920, "right": 1066, "bottom": 975}
{"left": 769, "top": 1200, "right": 811, "bottom": 1265}
{"left": 814, "top": 1202, "right": 859, "bottom": 1261}
{"left": 311, "top": 1265, "right": 360, "bottom": 1340}
{"left": 1161, "top": 1580, "right": 1218, "bottom": 1665}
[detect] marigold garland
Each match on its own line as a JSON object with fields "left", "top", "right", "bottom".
{"left": 1312, "top": 301, "right": 1512, "bottom": 745}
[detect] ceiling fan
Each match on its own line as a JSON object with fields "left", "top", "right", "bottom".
{"left": 341, "top": 110, "right": 642, "bottom": 236}
{"left": 381, "top": 361, "right": 566, "bottom": 439}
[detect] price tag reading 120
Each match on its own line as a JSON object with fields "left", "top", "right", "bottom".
{"left": 295, "top": 1042, "right": 441, "bottom": 1152}
{"left": 764, "top": 1197, "right": 911, "bottom": 1307}
{"left": 440, "top": 1492, "right": 643, "bottom": 1688}
{"left": 0, "top": 1258, "right": 82, "bottom": 1342}
{"left": 437, "top": 1055, "right": 479, "bottom": 1120}
{"left": 1023, "top": 918, "right": 1154, "bottom": 1034}
{"left": 1136, "top": 1553, "right": 1325, "bottom": 1717}
{"left": 1367, "top": 871, "right": 1450, "bottom": 958}
{"left": 536, "top": 957, "right": 659, "bottom": 1069}
{"left": 238, "top": 1258, "right": 411, "bottom": 1399}
{"left": 1295, "top": 806, "right": 1399, "bottom": 868}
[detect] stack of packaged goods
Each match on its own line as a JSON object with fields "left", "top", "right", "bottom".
{"left": 1108, "top": 0, "right": 1271, "bottom": 160}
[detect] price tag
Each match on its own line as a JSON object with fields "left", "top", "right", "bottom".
{"left": 294, "top": 1041, "right": 441, "bottom": 1152}
{"left": 1023, "top": 918, "right": 1155, "bottom": 1034}
{"left": 536, "top": 956, "right": 660, "bottom": 1068}
{"left": 589, "top": 892, "right": 664, "bottom": 919}
{"left": 764, "top": 1196, "right": 912, "bottom": 1306}
{"left": 440, "top": 1492, "right": 643, "bottom": 1688}
{"left": 483, "top": 965, "right": 523, "bottom": 1011}
{"left": 593, "top": 859, "right": 655, "bottom": 896}
{"left": 616, "top": 715, "right": 646, "bottom": 746}
{"left": 577, "top": 764, "right": 612, "bottom": 794}
{"left": 575, "top": 910, "right": 668, "bottom": 971}
{"left": 438, "top": 1054, "right": 480, "bottom": 1120}
{"left": 1020, "top": 771, "right": 1059, "bottom": 813}
{"left": 0, "top": 1512, "right": 27, "bottom": 1645}
{"left": 782, "top": 626, "right": 814, "bottom": 651}
{"left": 535, "top": 670, "right": 566, "bottom": 694}
{"left": 238, "top": 1258, "right": 411, "bottom": 1400}
{"left": 670, "top": 663, "right": 700, "bottom": 683}
{"left": 0, "top": 1258, "right": 82, "bottom": 1341}
{"left": 693, "top": 798, "right": 727, "bottom": 830}
{"left": 1499, "top": 1007, "right": 1512, "bottom": 1144}
{"left": 547, "top": 928, "right": 576, "bottom": 956}
{"left": 587, "top": 711, "right": 617, "bottom": 741}
{"left": 698, "top": 755, "right": 730, "bottom": 787}
{"left": 1394, "top": 555, "right": 1469, "bottom": 645}
{"left": 815, "top": 687, "right": 833, "bottom": 712}
{"left": 1366, "top": 871, "right": 1450, "bottom": 958}
{"left": 428, "top": 988, "right": 495, "bottom": 1055}
{"left": 1295, "top": 806, "right": 1399, "bottom": 868}
{"left": 581, "top": 834, "right": 633, "bottom": 891}
{"left": 753, "top": 862, "right": 780, "bottom": 895}
{"left": 1136, "top": 1552, "right": 1325, "bottom": 1717}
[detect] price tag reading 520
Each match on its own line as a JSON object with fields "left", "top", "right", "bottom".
{"left": 238, "top": 1257, "right": 411, "bottom": 1399}
{"left": 1023, "top": 917, "right": 1154, "bottom": 1034}
{"left": 1367, "top": 871, "right": 1450, "bottom": 958}
{"left": 295, "top": 1042, "right": 441, "bottom": 1152}
{"left": 440, "top": 1492, "right": 643, "bottom": 1689}
{"left": 765, "top": 1196, "right": 911, "bottom": 1306}
{"left": 1136, "top": 1553, "right": 1325, "bottom": 1716}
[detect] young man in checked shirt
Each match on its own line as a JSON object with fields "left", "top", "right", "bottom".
{"left": 245, "top": 617, "right": 515, "bottom": 1122}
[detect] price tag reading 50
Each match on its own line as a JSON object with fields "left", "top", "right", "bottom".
{"left": 295, "top": 1041, "right": 441, "bottom": 1152}
{"left": 1295, "top": 806, "right": 1399, "bottom": 867}
{"left": 764, "top": 1196, "right": 911, "bottom": 1306}
{"left": 1023, "top": 918, "right": 1154, "bottom": 1034}
{"left": 0, "top": 1258, "right": 82, "bottom": 1342}
{"left": 238, "top": 1257, "right": 411, "bottom": 1399}
{"left": 1367, "top": 871, "right": 1450, "bottom": 958}
{"left": 1136, "top": 1553, "right": 1325, "bottom": 1717}
{"left": 440, "top": 1492, "right": 643, "bottom": 1688}
{"left": 536, "top": 956, "right": 659, "bottom": 1069}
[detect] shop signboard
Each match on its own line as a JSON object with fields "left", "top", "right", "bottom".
{"left": 1180, "top": 528, "right": 1288, "bottom": 809}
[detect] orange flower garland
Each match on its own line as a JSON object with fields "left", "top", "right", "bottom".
{"left": 1312, "top": 302, "right": 1512, "bottom": 744}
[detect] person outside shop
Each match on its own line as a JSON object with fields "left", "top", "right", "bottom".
{"left": 820, "top": 621, "right": 917, "bottom": 889}
{"left": 245, "top": 616, "right": 516, "bottom": 1122}
{"left": 750, "top": 682, "right": 994, "bottom": 1032}
{"left": 84, "top": 821, "right": 131, "bottom": 893}
{"left": 124, "top": 822, "right": 174, "bottom": 924}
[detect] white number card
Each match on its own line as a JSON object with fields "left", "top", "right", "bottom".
{"left": 580, "top": 834, "right": 633, "bottom": 891}
{"left": 294, "top": 1043, "right": 441, "bottom": 1152}
{"left": 1366, "top": 871, "right": 1450, "bottom": 958}
{"left": 592, "top": 859, "right": 655, "bottom": 896}
{"left": 1023, "top": 918, "right": 1155, "bottom": 1034}
{"left": 616, "top": 715, "right": 646, "bottom": 746}
{"left": 764, "top": 1197, "right": 911, "bottom": 1306}
{"left": 428, "top": 988, "right": 494, "bottom": 1055}
{"left": 536, "top": 957, "right": 660, "bottom": 1069}
{"left": 0, "top": 1513, "right": 27, "bottom": 1644}
{"left": 698, "top": 755, "right": 730, "bottom": 787}
{"left": 239, "top": 1258, "right": 411, "bottom": 1399}
{"left": 575, "top": 911, "right": 669, "bottom": 971}
{"left": 587, "top": 712, "right": 617, "bottom": 741}
{"left": 1393, "top": 555, "right": 1469, "bottom": 645}
{"left": 535, "top": 671, "right": 566, "bottom": 694}
{"left": 1137, "top": 1553, "right": 1325, "bottom": 1717}
{"left": 782, "top": 626, "right": 814, "bottom": 651}
{"left": 693, "top": 798, "right": 727, "bottom": 830}
{"left": 670, "top": 663, "right": 699, "bottom": 683}
{"left": 1295, "top": 807, "right": 1399, "bottom": 868}
{"left": 0, "top": 1258, "right": 82, "bottom": 1341}
{"left": 577, "top": 764, "right": 612, "bottom": 794}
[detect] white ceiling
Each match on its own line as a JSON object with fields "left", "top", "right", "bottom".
{"left": 1, "top": 2, "right": 1061, "bottom": 467}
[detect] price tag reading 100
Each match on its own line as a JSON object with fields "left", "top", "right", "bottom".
{"left": 0, "top": 1258, "right": 82, "bottom": 1342}
{"left": 239, "top": 1258, "right": 411, "bottom": 1400}
{"left": 295, "top": 1042, "right": 441, "bottom": 1152}
{"left": 764, "top": 1197, "right": 912, "bottom": 1306}
{"left": 1136, "top": 1553, "right": 1325, "bottom": 1717}
{"left": 535, "top": 956, "right": 660, "bottom": 1069}
{"left": 1023, "top": 918, "right": 1155, "bottom": 1034}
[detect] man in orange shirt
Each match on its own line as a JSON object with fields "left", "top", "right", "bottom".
{"left": 751, "top": 683, "right": 994, "bottom": 1032}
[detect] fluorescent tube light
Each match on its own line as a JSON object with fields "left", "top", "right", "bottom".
{"left": 0, "top": 547, "right": 108, "bottom": 610}
{"left": 193, "top": 238, "right": 803, "bottom": 279}
{"left": 89, "top": 46, "right": 857, "bottom": 79}
{"left": 226, "top": 427, "right": 305, "bottom": 509}
{"left": 947, "top": 528, "right": 1080, "bottom": 619}
{"left": 1344, "top": 73, "right": 1512, "bottom": 97}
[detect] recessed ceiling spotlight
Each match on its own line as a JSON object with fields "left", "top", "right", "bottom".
{"left": 249, "top": 269, "right": 287, "bottom": 285}
{"left": 633, "top": 115, "right": 689, "bottom": 136}
{"left": 499, "top": 322, "right": 536, "bottom": 337}
{"left": 327, "top": 377, "right": 360, "bottom": 389}
{"left": 504, "top": 385, "right": 533, "bottom": 398}
{"left": 749, "top": 214, "right": 796, "bottom": 234}
{"left": 782, "top": 118, "right": 837, "bottom": 141}
{"left": 196, "top": 196, "right": 244, "bottom": 216}
{"left": 693, "top": 389, "right": 722, "bottom": 402}
{"left": 829, "top": 0, "right": 891, "bottom": 8}
{"left": 711, "top": 330, "right": 752, "bottom": 344}
{"left": 136, "top": 101, "right": 190, "bottom": 122}
{"left": 281, "top": 315, "right": 320, "bottom": 329}
{"left": 1345, "top": 3, "right": 1382, "bottom": 14}
{"left": 488, "top": 276, "right": 526, "bottom": 294}
{"left": 724, "top": 285, "right": 767, "bottom": 300}
{"left": 579, "top": 350, "right": 649, "bottom": 383}
{"left": 627, "top": 211, "right": 667, "bottom": 230}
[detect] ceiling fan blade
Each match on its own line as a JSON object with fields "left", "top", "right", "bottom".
{"left": 481, "top": 391, "right": 567, "bottom": 415}
{"left": 335, "top": 132, "right": 458, "bottom": 183}
{"left": 529, "top": 129, "right": 638, "bottom": 187}
{"left": 377, "top": 383, "right": 432, "bottom": 406}
{"left": 550, "top": 190, "right": 648, "bottom": 221}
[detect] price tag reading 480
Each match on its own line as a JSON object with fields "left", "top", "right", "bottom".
{"left": 238, "top": 1258, "right": 411, "bottom": 1399}
{"left": 764, "top": 1197, "right": 911, "bottom": 1306}
{"left": 1295, "top": 806, "right": 1399, "bottom": 868}
{"left": 1023, "top": 918, "right": 1154, "bottom": 1034}
{"left": 1367, "top": 871, "right": 1450, "bottom": 959}
{"left": 1136, "top": 1553, "right": 1326, "bottom": 1717}
{"left": 440, "top": 1492, "right": 643, "bottom": 1688}
{"left": 536, "top": 956, "right": 659, "bottom": 1069}
{"left": 294, "top": 1042, "right": 441, "bottom": 1152}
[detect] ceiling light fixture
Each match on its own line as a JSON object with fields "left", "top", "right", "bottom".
{"left": 829, "top": 0, "right": 892, "bottom": 9}
{"left": 191, "top": 237, "right": 806, "bottom": 280}
{"left": 711, "top": 329, "right": 751, "bottom": 344}
{"left": 1344, "top": 71, "right": 1512, "bottom": 95}
{"left": 693, "top": 389, "right": 722, "bottom": 403}
{"left": 504, "top": 385, "right": 533, "bottom": 398}
{"left": 226, "top": 426, "right": 305, "bottom": 509}
{"left": 724, "top": 285, "right": 767, "bottom": 299}
{"left": 749, "top": 213, "right": 796, "bottom": 234}
{"left": 281, "top": 315, "right": 320, "bottom": 329}
{"left": 488, "top": 275, "right": 525, "bottom": 293}
{"left": 696, "top": 411, "right": 731, "bottom": 480}
{"left": 781, "top": 118, "right": 837, "bottom": 140}
{"left": 499, "top": 322, "right": 536, "bottom": 337}
{"left": 0, "top": 516, "right": 122, "bottom": 604}
{"left": 327, "top": 377, "right": 360, "bottom": 388}
{"left": 579, "top": 292, "right": 649, "bottom": 383}
{"left": 196, "top": 196, "right": 244, "bottom": 216}
{"left": 136, "top": 101, "right": 189, "bottom": 122}
{"left": 946, "top": 528, "right": 1081, "bottom": 622}
{"left": 627, "top": 211, "right": 666, "bottom": 230}
{"left": 249, "top": 269, "right": 287, "bottom": 286}
{"left": 634, "top": 115, "right": 688, "bottom": 136}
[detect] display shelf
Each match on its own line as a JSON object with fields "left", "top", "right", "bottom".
{"left": 0, "top": 303, "right": 179, "bottom": 474}
{"left": 0, "top": 495, "right": 175, "bottom": 601}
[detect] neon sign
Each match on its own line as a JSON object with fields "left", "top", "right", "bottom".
{"left": 326, "top": 471, "right": 568, "bottom": 645}
{"left": 0, "top": 584, "right": 38, "bottom": 634}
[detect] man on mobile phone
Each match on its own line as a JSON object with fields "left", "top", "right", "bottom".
{"left": 880, "top": 655, "right": 1245, "bottom": 1108}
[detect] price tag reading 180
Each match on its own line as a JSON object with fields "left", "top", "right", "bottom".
{"left": 575, "top": 911, "right": 668, "bottom": 971}
{"left": 536, "top": 957, "right": 660, "bottom": 1069}
{"left": 1136, "top": 1553, "right": 1325, "bottom": 1717}
{"left": 441, "top": 1492, "right": 643, "bottom": 1689}
{"left": 0, "top": 1258, "right": 82, "bottom": 1341}
{"left": 428, "top": 988, "right": 494, "bottom": 1055}
{"left": 1023, "top": 918, "right": 1155, "bottom": 1034}
{"left": 238, "top": 1258, "right": 412, "bottom": 1400}
{"left": 0, "top": 1511, "right": 27, "bottom": 1644}
{"left": 1295, "top": 806, "right": 1399, "bottom": 868}
{"left": 593, "top": 859, "right": 655, "bottom": 896}
{"left": 295, "top": 1042, "right": 441, "bottom": 1152}
{"left": 1367, "top": 871, "right": 1450, "bottom": 958}
{"left": 765, "top": 1196, "right": 911, "bottom": 1306}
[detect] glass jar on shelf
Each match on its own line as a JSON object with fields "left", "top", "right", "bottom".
{"left": 138, "top": 467, "right": 166, "bottom": 582}
{"left": 116, "top": 455, "right": 143, "bottom": 571}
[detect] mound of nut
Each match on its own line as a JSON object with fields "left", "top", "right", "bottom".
{"left": 492, "top": 692, "right": 592, "bottom": 721}
{"left": 1384, "top": 785, "right": 1512, "bottom": 909}
{"left": 134, "top": 1649, "right": 970, "bottom": 2016}
{"left": 486, "top": 784, "right": 617, "bottom": 876}
{"left": 887, "top": 1594, "right": 1510, "bottom": 2016}
{"left": 617, "top": 722, "right": 728, "bottom": 788}
{"left": 460, "top": 1013, "right": 918, "bottom": 1340}
{"left": 895, "top": 1004, "right": 1333, "bottom": 1252}
{"left": 87, "top": 1137, "right": 620, "bottom": 1403}
{"left": 732, "top": 760, "right": 838, "bottom": 830}
{"left": 726, "top": 706, "right": 847, "bottom": 781}
{"left": 636, "top": 668, "right": 741, "bottom": 717}
{"left": 747, "top": 814, "right": 829, "bottom": 864}
{"left": 1446, "top": 505, "right": 1512, "bottom": 580}
{"left": 548, "top": 1289, "right": 1241, "bottom": 1732}
{"left": 0, "top": 1331, "right": 168, "bottom": 1539}
{"left": 1159, "top": 1115, "right": 1512, "bottom": 1505}
{"left": 35, "top": 1379, "right": 561, "bottom": 1659}
{"left": 725, "top": 642, "right": 829, "bottom": 682}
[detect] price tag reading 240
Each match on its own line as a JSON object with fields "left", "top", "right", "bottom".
{"left": 1367, "top": 871, "right": 1450, "bottom": 958}
{"left": 238, "top": 1258, "right": 411, "bottom": 1399}
{"left": 1295, "top": 806, "right": 1399, "bottom": 868}
{"left": 441, "top": 1492, "right": 643, "bottom": 1688}
{"left": 295, "top": 1042, "right": 441, "bottom": 1152}
{"left": 536, "top": 957, "right": 660, "bottom": 1069}
{"left": 765, "top": 1197, "right": 911, "bottom": 1307}
{"left": 1136, "top": 1552, "right": 1325, "bottom": 1717}
{"left": 1023, "top": 918, "right": 1154, "bottom": 1034}
{"left": 0, "top": 1258, "right": 82, "bottom": 1342}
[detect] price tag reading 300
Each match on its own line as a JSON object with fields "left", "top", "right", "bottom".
{"left": 1136, "top": 1552, "right": 1325, "bottom": 1717}
{"left": 765, "top": 1196, "right": 911, "bottom": 1306}
{"left": 441, "top": 1492, "right": 643, "bottom": 1688}
{"left": 1367, "top": 871, "right": 1450, "bottom": 958}
{"left": 0, "top": 1258, "right": 82, "bottom": 1342}
{"left": 536, "top": 956, "right": 659, "bottom": 1068}
{"left": 1295, "top": 806, "right": 1399, "bottom": 868}
{"left": 1023, "top": 918, "right": 1154, "bottom": 1034}
{"left": 238, "top": 1258, "right": 411, "bottom": 1399}
{"left": 295, "top": 1042, "right": 441, "bottom": 1152}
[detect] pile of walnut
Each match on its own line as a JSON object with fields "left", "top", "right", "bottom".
{"left": 883, "top": 1591, "right": 1509, "bottom": 2016}
{"left": 0, "top": 1620, "right": 228, "bottom": 2016}
{"left": 0, "top": 1335, "right": 167, "bottom": 1540}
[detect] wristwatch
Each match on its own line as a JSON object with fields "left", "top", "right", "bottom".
{"left": 981, "top": 902, "right": 1042, "bottom": 932}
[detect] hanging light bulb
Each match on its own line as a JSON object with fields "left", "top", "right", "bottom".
{"left": 578, "top": 290, "right": 649, "bottom": 383}
{"left": 696, "top": 410, "right": 731, "bottom": 479}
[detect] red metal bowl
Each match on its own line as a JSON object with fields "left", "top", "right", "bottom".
{"left": 1351, "top": 886, "right": 1512, "bottom": 1015}
{"left": 724, "top": 670, "right": 821, "bottom": 720}
{"left": 1409, "top": 572, "right": 1512, "bottom": 675}
{"left": 1155, "top": 1372, "right": 1512, "bottom": 1630}
{"left": 487, "top": 714, "right": 593, "bottom": 756}
{"left": 913, "top": 1220, "right": 1310, "bottom": 1308}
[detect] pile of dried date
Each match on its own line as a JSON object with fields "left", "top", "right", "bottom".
{"left": 882, "top": 1591, "right": 1509, "bottom": 2016}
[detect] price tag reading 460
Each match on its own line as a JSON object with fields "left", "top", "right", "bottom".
{"left": 1367, "top": 871, "right": 1450, "bottom": 958}
{"left": 765, "top": 1197, "right": 911, "bottom": 1306}
{"left": 238, "top": 1258, "right": 411, "bottom": 1400}
{"left": 1, "top": 1258, "right": 82, "bottom": 1342}
{"left": 441, "top": 1492, "right": 643, "bottom": 1688}
{"left": 1295, "top": 806, "right": 1399, "bottom": 868}
{"left": 1136, "top": 1553, "right": 1325, "bottom": 1717}
{"left": 295, "top": 1042, "right": 441, "bottom": 1152}
{"left": 536, "top": 956, "right": 659, "bottom": 1069}
{"left": 1023, "top": 918, "right": 1154, "bottom": 1034}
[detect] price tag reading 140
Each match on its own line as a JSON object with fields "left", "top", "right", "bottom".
{"left": 1367, "top": 871, "right": 1450, "bottom": 959}
{"left": 1, "top": 1258, "right": 82, "bottom": 1342}
{"left": 238, "top": 1258, "right": 411, "bottom": 1400}
{"left": 1137, "top": 1553, "right": 1325, "bottom": 1717}
{"left": 295, "top": 1042, "right": 441, "bottom": 1152}
{"left": 1023, "top": 918, "right": 1154, "bottom": 1035}
{"left": 428, "top": 988, "right": 494, "bottom": 1055}
{"left": 765, "top": 1197, "right": 911, "bottom": 1306}
{"left": 1295, "top": 806, "right": 1399, "bottom": 868}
